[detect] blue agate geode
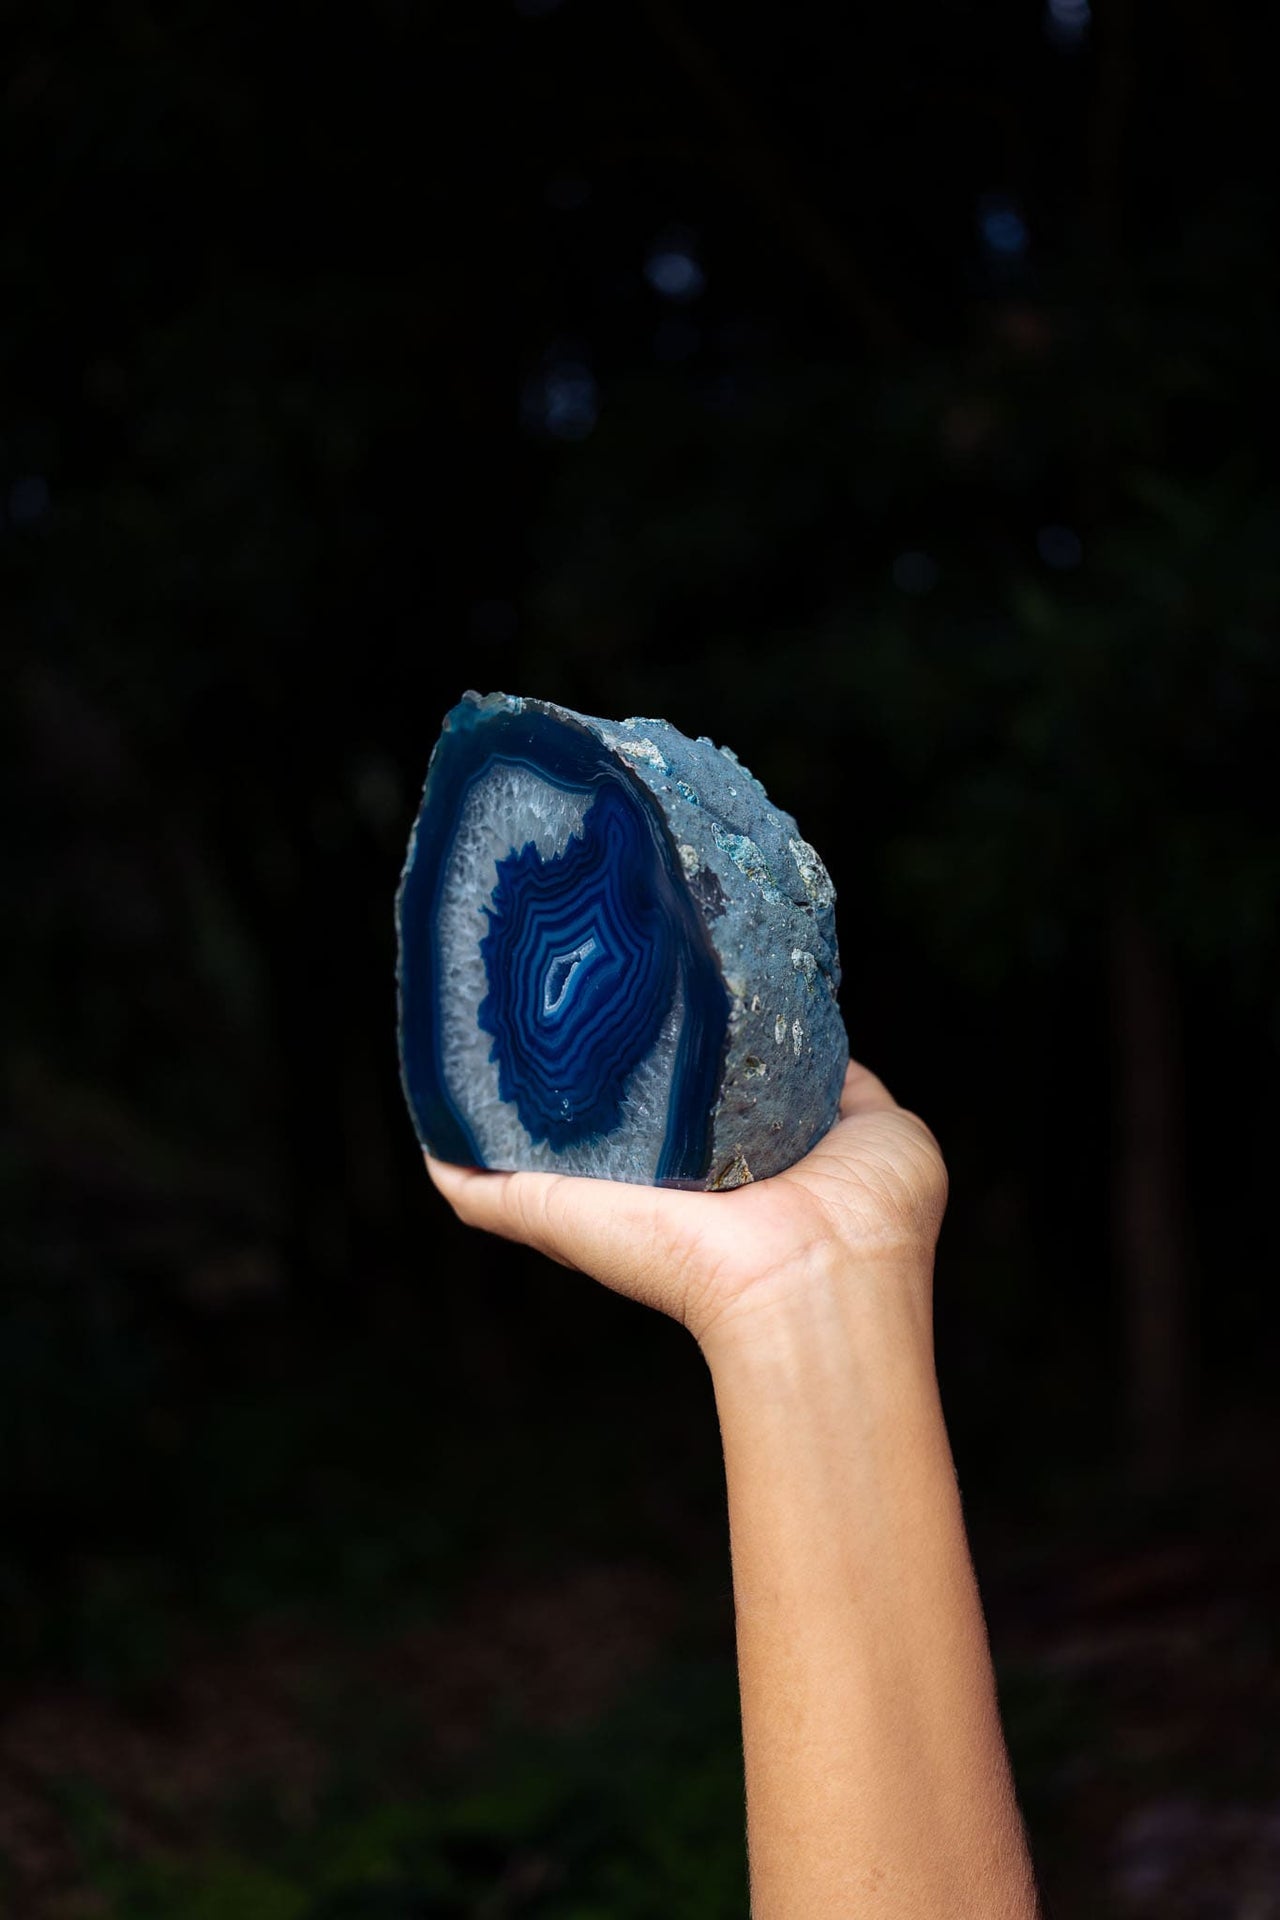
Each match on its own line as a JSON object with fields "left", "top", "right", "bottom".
{"left": 396, "top": 692, "right": 848, "bottom": 1189}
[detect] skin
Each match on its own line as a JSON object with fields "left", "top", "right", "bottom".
{"left": 428, "top": 1059, "right": 1042, "bottom": 1918}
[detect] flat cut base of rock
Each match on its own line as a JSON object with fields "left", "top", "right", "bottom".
{"left": 396, "top": 691, "right": 848, "bottom": 1188}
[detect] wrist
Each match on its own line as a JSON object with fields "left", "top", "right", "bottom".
{"left": 695, "top": 1237, "right": 937, "bottom": 1389}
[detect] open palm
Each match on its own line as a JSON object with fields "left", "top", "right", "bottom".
{"left": 426, "top": 1059, "right": 947, "bottom": 1347}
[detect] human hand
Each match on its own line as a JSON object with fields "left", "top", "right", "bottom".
{"left": 430, "top": 1075, "right": 1044, "bottom": 1920}
{"left": 425, "top": 1058, "right": 947, "bottom": 1353}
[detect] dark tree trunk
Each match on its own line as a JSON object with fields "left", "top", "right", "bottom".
{"left": 1110, "top": 902, "right": 1193, "bottom": 1496}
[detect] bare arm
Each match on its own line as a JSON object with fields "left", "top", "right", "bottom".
{"left": 428, "top": 1060, "right": 1040, "bottom": 1918}
{"left": 703, "top": 1251, "right": 1037, "bottom": 1916}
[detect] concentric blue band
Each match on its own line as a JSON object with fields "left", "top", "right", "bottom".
{"left": 396, "top": 698, "right": 730, "bottom": 1183}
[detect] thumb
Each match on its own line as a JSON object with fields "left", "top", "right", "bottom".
{"left": 426, "top": 1158, "right": 586, "bottom": 1270}
{"left": 425, "top": 1155, "right": 702, "bottom": 1312}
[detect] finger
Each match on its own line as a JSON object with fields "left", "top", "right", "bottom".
{"left": 838, "top": 1056, "right": 899, "bottom": 1118}
{"left": 425, "top": 1154, "right": 697, "bottom": 1299}
{"left": 422, "top": 1152, "right": 568, "bottom": 1259}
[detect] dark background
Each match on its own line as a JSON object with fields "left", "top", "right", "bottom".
{"left": 4, "top": 1, "right": 1279, "bottom": 1914}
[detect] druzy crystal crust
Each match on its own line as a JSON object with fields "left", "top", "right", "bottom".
{"left": 396, "top": 692, "right": 848, "bottom": 1189}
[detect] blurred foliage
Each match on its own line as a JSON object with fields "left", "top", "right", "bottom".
{"left": 73, "top": 1660, "right": 747, "bottom": 1919}
{"left": 526, "top": 298, "right": 1280, "bottom": 998}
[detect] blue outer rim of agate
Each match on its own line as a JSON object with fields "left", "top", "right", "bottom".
{"left": 396, "top": 697, "right": 731, "bottom": 1186}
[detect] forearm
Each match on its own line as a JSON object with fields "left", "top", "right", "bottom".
{"left": 702, "top": 1251, "right": 1040, "bottom": 1919}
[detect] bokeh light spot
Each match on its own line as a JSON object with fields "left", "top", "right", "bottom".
{"left": 644, "top": 230, "right": 705, "bottom": 302}
{"left": 521, "top": 361, "right": 598, "bottom": 441}
{"left": 1045, "top": 0, "right": 1090, "bottom": 47}
{"left": 978, "top": 194, "right": 1029, "bottom": 259}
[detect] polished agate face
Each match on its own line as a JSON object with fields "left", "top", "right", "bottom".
{"left": 398, "top": 693, "right": 847, "bottom": 1190}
